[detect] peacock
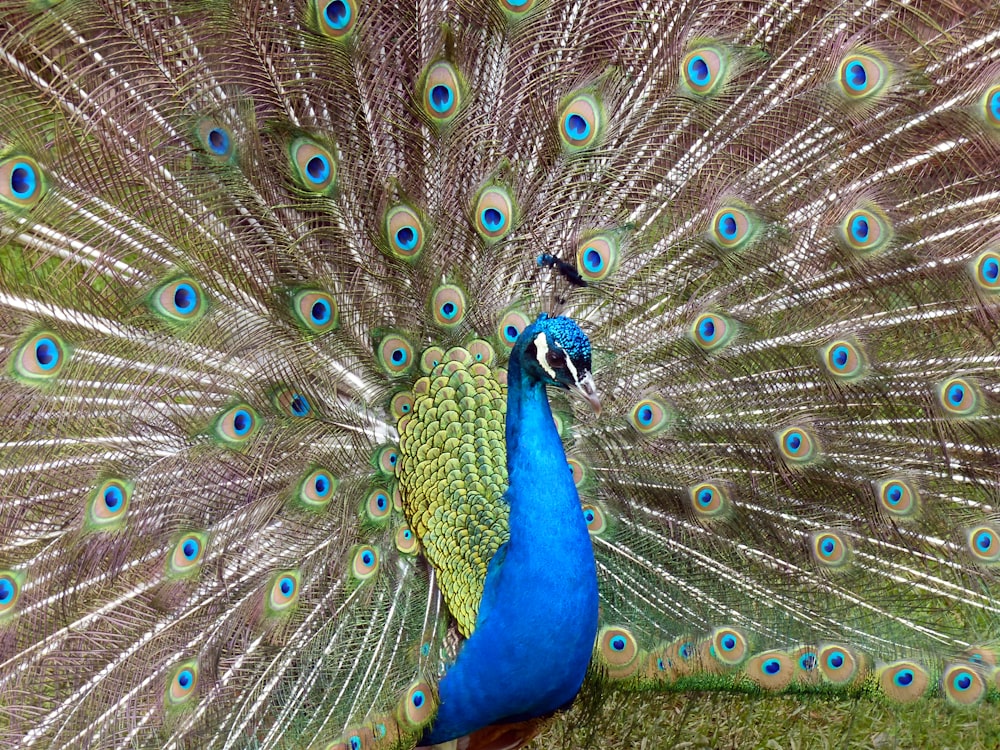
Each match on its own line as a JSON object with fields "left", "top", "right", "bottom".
{"left": 2, "top": 0, "right": 1000, "bottom": 747}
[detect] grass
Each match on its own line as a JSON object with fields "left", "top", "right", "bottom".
{"left": 528, "top": 689, "right": 1000, "bottom": 749}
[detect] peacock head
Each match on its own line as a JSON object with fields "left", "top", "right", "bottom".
{"left": 519, "top": 314, "right": 601, "bottom": 414}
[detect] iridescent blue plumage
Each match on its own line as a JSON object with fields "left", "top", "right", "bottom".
{"left": 425, "top": 317, "right": 599, "bottom": 743}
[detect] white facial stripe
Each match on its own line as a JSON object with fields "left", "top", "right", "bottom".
{"left": 534, "top": 332, "right": 557, "bottom": 379}
{"left": 564, "top": 353, "right": 579, "bottom": 383}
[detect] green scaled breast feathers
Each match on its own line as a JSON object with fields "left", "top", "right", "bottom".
{"left": 397, "top": 345, "right": 510, "bottom": 637}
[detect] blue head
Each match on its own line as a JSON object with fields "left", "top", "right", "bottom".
{"left": 517, "top": 314, "right": 600, "bottom": 413}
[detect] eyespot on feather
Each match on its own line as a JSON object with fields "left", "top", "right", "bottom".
{"left": 775, "top": 426, "right": 819, "bottom": 465}
{"left": 0, "top": 155, "right": 45, "bottom": 210}
{"left": 465, "top": 339, "right": 496, "bottom": 365}
{"left": 474, "top": 185, "right": 514, "bottom": 243}
{"left": 0, "top": 571, "right": 23, "bottom": 619}
{"left": 745, "top": 651, "right": 794, "bottom": 691}
{"left": 168, "top": 532, "right": 207, "bottom": 577}
{"left": 272, "top": 387, "right": 312, "bottom": 418}
{"left": 166, "top": 660, "right": 199, "bottom": 706}
{"left": 390, "top": 391, "right": 414, "bottom": 420}
{"left": 289, "top": 137, "right": 337, "bottom": 194}
{"left": 837, "top": 205, "right": 893, "bottom": 255}
{"left": 836, "top": 50, "right": 891, "bottom": 101}
{"left": 374, "top": 445, "right": 399, "bottom": 476}
{"left": 150, "top": 277, "right": 207, "bottom": 324}
{"left": 430, "top": 284, "right": 466, "bottom": 328}
{"left": 292, "top": 290, "right": 338, "bottom": 334}
{"left": 874, "top": 478, "right": 919, "bottom": 519}
{"left": 629, "top": 397, "right": 672, "bottom": 435}
{"left": 967, "top": 525, "right": 1000, "bottom": 564}
{"left": 598, "top": 627, "right": 639, "bottom": 673}
{"left": 575, "top": 234, "right": 619, "bottom": 282}
{"left": 688, "top": 482, "right": 731, "bottom": 520}
{"left": 690, "top": 312, "right": 736, "bottom": 352}
{"left": 195, "top": 119, "right": 235, "bottom": 163}
{"left": 818, "top": 644, "right": 863, "bottom": 685}
{"left": 376, "top": 333, "right": 415, "bottom": 376}
{"left": 395, "top": 524, "right": 419, "bottom": 554}
{"left": 13, "top": 331, "right": 69, "bottom": 382}
{"left": 421, "top": 61, "right": 462, "bottom": 124}
{"left": 821, "top": 339, "right": 866, "bottom": 380}
{"left": 877, "top": 661, "right": 929, "bottom": 702}
{"left": 810, "top": 530, "right": 850, "bottom": 569}
{"left": 582, "top": 504, "right": 606, "bottom": 535}
{"left": 680, "top": 44, "right": 729, "bottom": 97}
{"left": 497, "top": 310, "right": 530, "bottom": 349}
{"left": 498, "top": 0, "right": 539, "bottom": 19}
{"left": 213, "top": 404, "right": 260, "bottom": 446}
{"left": 971, "top": 249, "right": 1000, "bottom": 292}
{"left": 86, "top": 479, "right": 132, "bottom": 531}
{"left": 710, "top": 627, "right": 748, "bottom": 666}
{"left": 365, "top": 488, "right": 392, "bottom": 522}
{"left": 397, "top": 681, "right": 436, "bottom": 729}
{"left": 297, "top": 468, "right": 338, "bottom": 509}
{"left": 709, "top": 205, "right": 760, "bottom": 252}
{"left": 942, "top": 663, "right": 986, "bottom": 706}
{"left": 313, "top": 0, "right": 357, "bottom": 38}
{"left": 384, "top": 205, "right": 426, "bottom": 261}
{"left": 266, "top": 571, "right": 300, "bottom": 615}
{"left": 937, "top": 377, "right": 979, "bottom": 417}
{"left": 351, "top": 545, "right": 380, "bottom": 581}
{"left": 558, "top": 92, "right": 602, "bottom": 151}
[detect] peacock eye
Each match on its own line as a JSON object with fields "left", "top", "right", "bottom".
{"left": 545, "top": 350, "right": 566, "bottom": 368}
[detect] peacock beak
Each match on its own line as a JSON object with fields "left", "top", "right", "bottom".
{"left": 574, "top": 372, "right": 601, "bottom": 416}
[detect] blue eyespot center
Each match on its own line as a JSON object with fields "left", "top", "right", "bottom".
{"left": 208, "top": 128, "right": 229, "bottom": 155}
{"left": 763, "top": 658, "right": 781, "bottom": 675}
{"left": 722, "top": 635, "right": 736, "bottom": 650}
{"left": 846, "top": 60, "right": 867, "bottom": 89}
{"left": 948, "top": 384, "right": 965, "bottom": 405}
{"left": 821, "top": 538, "right": 836, "bottom": 555}
{"left": 955, "top": 673, "right": 972, "bottom": 691}
{"left": 430, "top": 84, "right": 453, "bottom": 113}
{"left": 610, "top": 636, "right": 627, "bottom": 651}
{"left": 851, "top": 216, "right": 869, "bottom": 241}
{"left": 103, "top": 485, "right": 123, "bottom": 512}
{"left": 376, "top": 493, "right": 388, "bottom": 509}
{"left": 699, "top": 318, "right": 716, "bottom": 340}
{"left": 977, "top": 531, "right": 993, "bottom": 552}
{"left": 786, "top": 432, "right": 802, "bottom": 452}
{"left": 279, "top": 576, "right": 295, "bottom": 596}
{"left": 719, "top": 213, "right": 737, "bottom": 239}
{"left": 412, "top": 690, "right": 425, "bottom": 708}
{"left": 0, "top": 578, "right": 15, "bottom": 604}
{"left": 177, "top": 669, "right": 193, "bottom": 689}
{"left": 894, "top": 669, "right": 914, "bottom": 687}
{"left": 886, "top": 484, "right": 903, "bottom": 505}
{"left": 584, "top": 248, "right": 603, "bottom": 271}
{"left": 391, "top": 348, "right": 407, "bottom": 364}
{"left": 395, "top": 226, "right": 416, "bottom": 250}
{"left": 306, "top": 155, "right": 330, "bottom": 183}
{"left": 310, "top": 299, "right": 331, "bottom": 325}
{"left": 11, "top": 163, "right": 36, "bottom": 198}
{"left": 827, "top": 651, "right": 844, "bottom": 669}
{"left": 441, "top": 302, "right": 456, "bottom": 319}
{"left": 34, "top": 338, "right": 59, "bottom": 369}
{"left": 361, "top": 550, "right": 374, "bottom": 566}
{"left": 638, "top": 405, "right": 653, "bottom": 425}
{"left": 800, "top": 653, "right": 817, "bottom": 670}
{"left": 832, "top": 346, "right": 849, "bottom": 368}
{"left": 173, "top": 283, "right": 197, "bottom": 314}
{"left": 482, "top": 207, "right": 505, "bottom": 232}
{"left": 565, "top": 113, "right": 590, "bottom": 141}
{"left": 182, "top": 539, "right": 199, "bottom": 560}
{"left": 984, "top": 258, "right": 1000, "bottom": 282}
{"left": 688, "top": 56, "right": 709, "bottom": 85}
{"left": 324, "top": 0, "right": 350, "bottom": 28}
{"left": 314, "top": 475, "right": 330, "bottom": 495}
{"left": 504, "top": 325, "right": 519, "bottom": 342}
{"left": 698, "top": 489, "right": 713, "bottom": 506}
{"left": 291, "top": 394, "right": 310, "bottom": 416}
{"left": 583, "top": 509, "right": 595, "bottom": 523}
{"left": 233, "top": 409, "right": 252, "bottom": 436}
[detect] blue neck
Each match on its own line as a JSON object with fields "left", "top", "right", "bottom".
{"left": 424, "top": 338, "right": 599, "bottom": 743}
